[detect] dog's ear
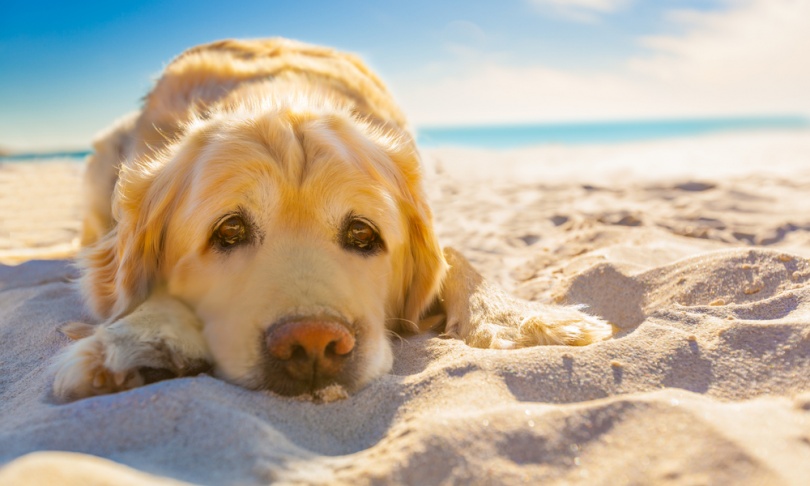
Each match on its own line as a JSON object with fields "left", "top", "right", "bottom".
{"left": 385, "top": 145, "right": 447, "bottom": 329}
{"left": 399, "top": 196, "right": 447, "bottom": 328}
{"left": 79, "top": 134, "right": 199, "bottom": 321}
{"left": 79, "top": 211, "right": 162, "bottom": 321}
{"left": 79, "top": 176, "right": 163, "bottom": 321}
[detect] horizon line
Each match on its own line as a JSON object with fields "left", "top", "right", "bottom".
{"left": 2, "top": 114, "right": 808, "bottom": 158}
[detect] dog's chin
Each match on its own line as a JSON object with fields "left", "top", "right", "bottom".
{"left": 252, "top": 352, "right": 363, "bottom": 398}
{"left": 255, "top": 373, "right": 356, "bottom": 398}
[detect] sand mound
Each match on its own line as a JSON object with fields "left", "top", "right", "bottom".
{"left": 1, "top": 248, "right": 809, "bottom": 484}
{"left": 2, "top": 132, "right": 810, "bottom": 484}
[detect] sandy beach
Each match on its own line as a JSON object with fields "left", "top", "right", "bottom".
{"left": 1, "top": 129, "right": 810, "bottom": 485}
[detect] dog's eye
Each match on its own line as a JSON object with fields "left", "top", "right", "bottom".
{"left": 344, "top": 219, "right": 383, "bottom": 255}
{"left": 213, "top": 215, "right": 248, "bottom": 249}
{"left": 349, "top": 221, "right": 375, "bottom": 246}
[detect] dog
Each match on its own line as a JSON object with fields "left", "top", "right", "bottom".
{"left": 51, "top": 38, "right": 611, "bottom": 401}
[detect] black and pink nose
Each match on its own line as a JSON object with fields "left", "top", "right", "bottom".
{"left": 265, "top": 319, "right": 355, "bottom": 390}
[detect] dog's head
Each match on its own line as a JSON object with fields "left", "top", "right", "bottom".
{"left": 80, "top": 100, "right": 446, "bottom": 396}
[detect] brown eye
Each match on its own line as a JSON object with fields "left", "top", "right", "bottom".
{"left": 214, "top": 215, "right": 248, "bottom": 248}
{"left": 349, "top": 221, "right": 375, "bottom": 247}
{"left": 344, "top": 218, "right": 383, "bottom": 255}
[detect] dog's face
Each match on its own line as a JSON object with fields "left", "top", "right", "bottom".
{"left": 83, "top": 105, "right": 445, "bottom": 396}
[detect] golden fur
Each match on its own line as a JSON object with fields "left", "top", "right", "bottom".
{"left": 52, "top": 38, "right": 611, "bottom": 401}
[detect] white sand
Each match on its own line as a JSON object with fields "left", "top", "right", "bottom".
{"left": 0, "top": 159, "right": 83, "bottom": 264}
{"left": 1, "top": 130, "right": 810, "bottom": 485}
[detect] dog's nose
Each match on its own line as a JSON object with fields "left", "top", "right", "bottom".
{"left": 266, "top": 319, "right": 355, "bottom": 383}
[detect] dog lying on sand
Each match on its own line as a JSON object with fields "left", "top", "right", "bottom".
{"left": 51, "top": 38, "right": 611, "bottom": 401}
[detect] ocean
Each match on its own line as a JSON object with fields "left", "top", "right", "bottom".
{"left": 2, "top": 116, "right": 807, "bottom": 161}
{"left": 416, "top": 116, "right": 809, "bottom": 149}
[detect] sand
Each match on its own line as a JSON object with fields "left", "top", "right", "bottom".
{"left": 1, "top": 129, "right": 810, "bottom": 485}
{"left": 0, "top": 159, "right": 83, "bottom": 264}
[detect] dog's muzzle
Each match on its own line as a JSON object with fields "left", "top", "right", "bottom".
{"left": 263, "top": 317, "right": 356, "bottom": 395}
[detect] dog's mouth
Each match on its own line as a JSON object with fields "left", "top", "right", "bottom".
{"left": 253, "top": 315, "right": 365, "bottom": 398}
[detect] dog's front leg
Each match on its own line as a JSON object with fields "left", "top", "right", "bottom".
{"left": 438, "top": 248, "right": 612, "bottom": 349}
{"left": 51, "top": 287, "right": 211, "bottom": 402}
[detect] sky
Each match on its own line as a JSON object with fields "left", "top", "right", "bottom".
{"left": 1, "top": 0, "right": 808, "bottom": 151}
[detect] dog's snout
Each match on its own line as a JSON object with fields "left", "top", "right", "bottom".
{"left": 267, "top": 319, "right": 355, "bottom": 361}
{"left": 266, "top": 319, "right": 355, "bottom": 388}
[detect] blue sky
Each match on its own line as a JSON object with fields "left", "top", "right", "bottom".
{"left": 1, "top": 0, "right": 807, "bottom": 150}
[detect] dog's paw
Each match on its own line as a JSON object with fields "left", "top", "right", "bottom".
{"left": 448, "top": 304, "right": 612, "bottom": 350}
{"left": 51, "top": 319, "right": 209, "bottom": 402}
{"left": 51, "top": 328, "right": 140, "bottom": 401}
{"left": 514, "top": 305, "right": 613, "bottom": 347}
{"left": 440, "top": 246, "right": 612, "bottom": 350}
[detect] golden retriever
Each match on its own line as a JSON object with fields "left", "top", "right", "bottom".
{"left": 51, "top": 38, "right": 611, "bottom": 401}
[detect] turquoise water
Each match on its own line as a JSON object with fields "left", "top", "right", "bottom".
{"left": 0, "top": 149, "right": 91, "bottom": 162}
{"left": 416, "top": 116, "right": 809, "bottom": 149}
{"left": 2, "top": 116, "right": 808, "bottom": 161}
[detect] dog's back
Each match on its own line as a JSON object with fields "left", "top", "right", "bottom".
{"left": 135, "top": 38, "right": 409, "bottom": 161}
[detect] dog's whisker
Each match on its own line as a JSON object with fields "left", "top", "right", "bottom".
{"left": 385, "top": 317, "right": 419, "bottom": 332}
{"left": 384, "top": 328, "right": 408, "bottom": 349}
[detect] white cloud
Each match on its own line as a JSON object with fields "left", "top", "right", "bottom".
{"left": 629, "top": 0, "right": 810, "bottom": 91}
{"left": 527, "top": 0, "right": 631, "bottom": 22}
{"left": 395, "top": 0, "right": 810, "bottom": 125}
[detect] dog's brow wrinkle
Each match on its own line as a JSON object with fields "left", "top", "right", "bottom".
{"left": 296, "top": 131, "right": 308, "bottom": 186}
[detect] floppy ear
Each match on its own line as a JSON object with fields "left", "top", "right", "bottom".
{"left": 78, "top": 210, "right": 161, "bottom": 321}
{"left": 400, "top": 199, "right": 446, "bottom": 327}
{"left": 388, "top": 148, "right": 448, "bottom": 330}
{"left": 78, "top": 137, "right": 196, "bottom": 321}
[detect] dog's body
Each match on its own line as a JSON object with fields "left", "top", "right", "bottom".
{"left": 52, "top": 39, "right": 611, "bottom": 401}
